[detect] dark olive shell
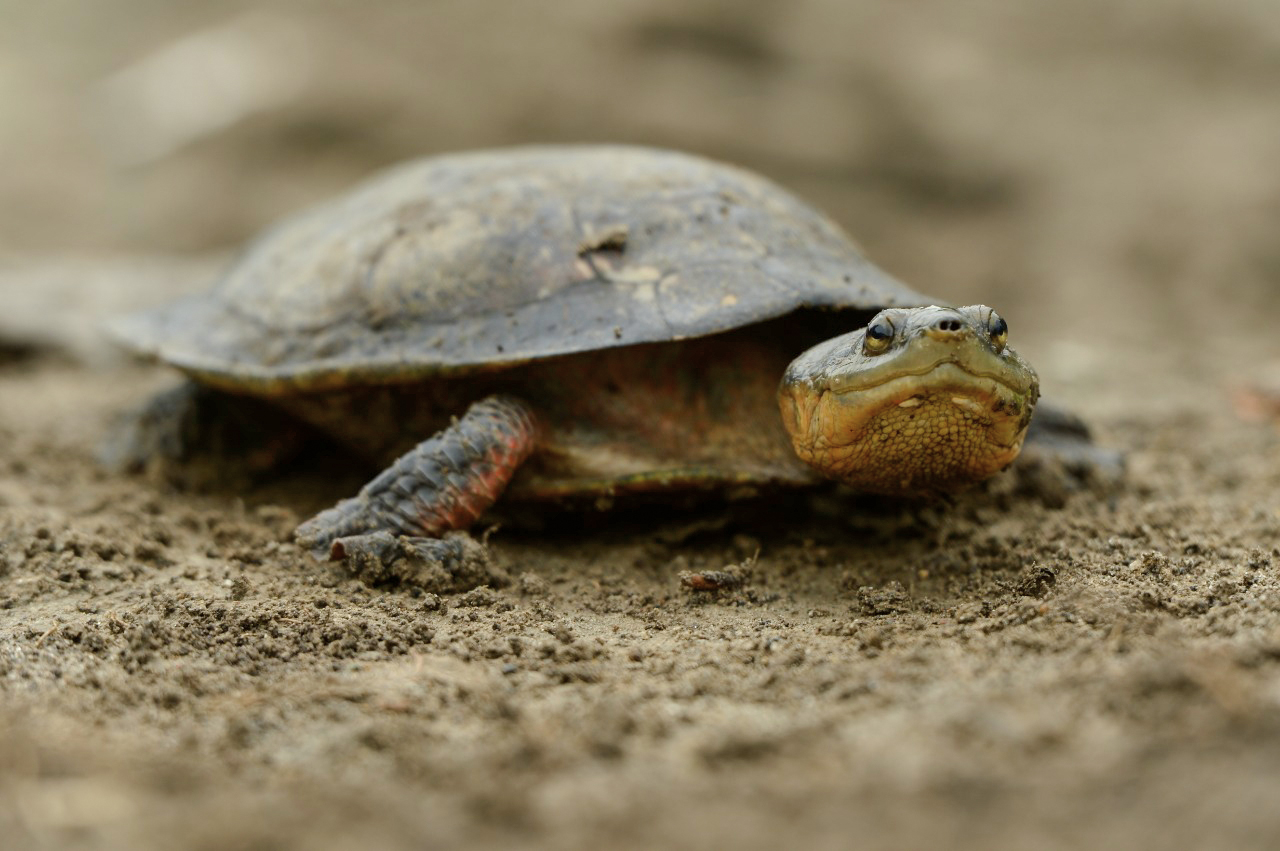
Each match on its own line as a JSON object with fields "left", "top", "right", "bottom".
{"left": 113, "top": 145, "right": 930, "bottom": 393}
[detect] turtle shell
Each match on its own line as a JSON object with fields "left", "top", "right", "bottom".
{"left": 113, "top": 145, "right": 930, "bottom": 393}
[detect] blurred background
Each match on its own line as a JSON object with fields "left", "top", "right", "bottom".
{"left": 3, "top": 0, "right": 1278, "bottom": 413}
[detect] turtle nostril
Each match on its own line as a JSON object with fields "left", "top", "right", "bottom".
{"left": 934, "top": 318, "right": 963, "bottom": 332}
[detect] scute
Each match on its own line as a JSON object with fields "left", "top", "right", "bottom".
{"left": 113, "top": 145, "right": 929, "bottom": 392}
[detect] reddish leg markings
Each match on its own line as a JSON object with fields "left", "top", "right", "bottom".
{"left": 294, "top": 395, "right": 542, "bottom": 557}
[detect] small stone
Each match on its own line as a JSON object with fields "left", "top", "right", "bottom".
{"left": 227, "top": 576, "right": 251, "bottom": 601}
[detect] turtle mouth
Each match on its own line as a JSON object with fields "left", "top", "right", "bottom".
{"left": 823, "top": 361, "right": 1031, "bottom": 441}
{"left": 779, "top": 360, "right": 1039, "bottom": 496}
{"left": 825, "top": 355, "right": 1032, "bottom": 398}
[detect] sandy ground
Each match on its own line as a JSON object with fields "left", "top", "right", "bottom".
{"left": 3, "top": 1, "right": 1280, "bottom": 849}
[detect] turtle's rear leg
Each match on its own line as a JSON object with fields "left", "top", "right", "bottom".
{"left": 294, "top": 395, "right": 542, "bottom": 576}
{"left": 99, "top": 381, "right": 311, "bottom": 486}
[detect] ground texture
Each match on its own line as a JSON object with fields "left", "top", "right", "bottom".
{"left": 2, "top": 1, "right": 1280, "bottom": 848}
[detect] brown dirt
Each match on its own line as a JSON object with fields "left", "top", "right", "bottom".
{"left": 4, "top": 1, "right": 1280, "bottom": 849}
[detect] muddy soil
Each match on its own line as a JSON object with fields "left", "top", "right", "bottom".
{"left": 3, "top": 1, "right": 1280, "bottom": 849}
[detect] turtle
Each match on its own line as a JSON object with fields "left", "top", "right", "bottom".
{"left": 107, "top": 144, "right": 1104, "bottom": 575}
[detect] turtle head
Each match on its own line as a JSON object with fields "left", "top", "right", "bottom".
{"left": 778, "top": 305, "right": 1039, "bottom": 496}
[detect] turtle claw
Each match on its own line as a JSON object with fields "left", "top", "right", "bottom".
{"left": 323, "top": 529, "right": 479, "bottom": 568}
{"left": 320, "top": 530, "right": 506, "bottom": 593}
{"left": 325, "top": 530, "right": 399, "bottom": 564}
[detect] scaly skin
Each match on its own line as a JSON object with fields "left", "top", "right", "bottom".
{"left": 294, "top": 395, "right": 542, "bottom": 559}
{"left": 778, "top": 305, "right": 1039, "bottom": 497}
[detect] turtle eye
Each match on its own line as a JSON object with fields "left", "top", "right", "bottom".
{"left": 988, "top": 313, "right": 1008, "bottom": 353}
{"left": 863, "top": 319, "right": 894, "bottom": 355}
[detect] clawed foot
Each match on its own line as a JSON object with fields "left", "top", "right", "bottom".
{"left": 303, "top": 528, "right": 507, "bottom": 593}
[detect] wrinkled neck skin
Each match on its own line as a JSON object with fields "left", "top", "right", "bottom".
{"left": 778, "top": 305, "right": 1039, "bottom": 497}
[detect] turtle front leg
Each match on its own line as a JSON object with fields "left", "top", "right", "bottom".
{"left": 1020, "top": 401, "right": 1124, "bottom": 478}
{"left": 294, "top": 395, "right": 543, "bottom": 572}
{"left": 1012, "top": 400, "right": 1125, "bottom": 503}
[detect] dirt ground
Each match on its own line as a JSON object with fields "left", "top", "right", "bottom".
{"left": 3, "top": 1, "right": 1280, "bottom": 849}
